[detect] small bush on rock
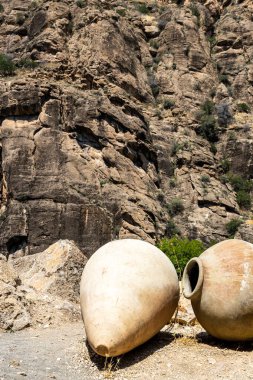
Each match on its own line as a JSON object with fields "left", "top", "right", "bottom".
{"left": 237, "top": 103, "right": 250, "bottom": 113}
{"left": 236, "top": 191, "right": 251, "bottom": 210}
{"left": 16, "top": 58, "right": 38, "bottom": 69}
{"left": 0, "top": 53, "right": 15, "bottom": 76}
{"left": 164, "top": 99, "right": 175, "bottom": 110}
{"left": 157, "top": 236, "right": 205, "bottom": 278}
{"left": 0, "top": 3, "right": 4, "bottom": 12}
{"left": 226, "top": 218, "right": 242, "bottom": 237}
{"left": 76, "top": 0, "right": 86, "bottom": 8}
{"left": 165, "top": 220, "right": 180, "bottom": 237}
{"left": 197, "top": 100, "right": 219, "bottom": 142}
{"left": 136, "top": 4, "right": 150, "bottom": 14}
{"left": 167, "top": 198, "right": 184, "bottom": 216}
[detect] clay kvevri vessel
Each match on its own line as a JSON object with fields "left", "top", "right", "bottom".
{"left": 80, "top": 239, "right": 179, "bottom": 356}
{"left": 182, "top": 239, "right": 253, "bottom": 341}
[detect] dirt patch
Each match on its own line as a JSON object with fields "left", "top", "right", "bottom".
{"left": 0, "top": 322, "right": 253, "bottom": 380}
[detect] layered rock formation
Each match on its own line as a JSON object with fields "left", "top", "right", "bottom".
{"left": 0, "top": 0, "right": 252, "bottom": 257}
{"left": 0, "top": 240, "right": 87, "bottom": 331}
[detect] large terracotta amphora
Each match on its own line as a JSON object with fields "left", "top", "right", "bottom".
{"left": 80, "top": 239, "right": 179, "bottom": 356}
{"left": 182, "top": 239, "right": 253, "bottom": 341}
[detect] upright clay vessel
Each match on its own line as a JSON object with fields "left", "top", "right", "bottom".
{"left": 182, "top": 239, "right": 253, "bottom": 341}
{"left": 80, "top": 239, "right": 179, "bottom": 356}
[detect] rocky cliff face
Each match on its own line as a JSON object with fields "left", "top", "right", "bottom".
{"left": 0, "top": 0, "right": 252, "bottom": 257}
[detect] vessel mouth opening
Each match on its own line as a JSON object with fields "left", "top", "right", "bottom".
{"left": 182, "top": 258, "right": 203, "bottom": 299}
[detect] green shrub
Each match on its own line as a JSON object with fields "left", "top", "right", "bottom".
{"left": 201, "top": 99, "right": 214, "bottom": 115}
{"left": 0, "top": 53, "right": 15, "bottom": 76}
{"left": 0, "top": 3, "right": 4, "bottom": 12}
{"left": 76, "top": 0, "right": 85, "bottom": 8}
{"left": 136, "top": 3, "right": 149, "bottom": 14}
{"left": 226, "top": 218, "right": 242, "bottom": 237}
{"left": 165, "top": 220, "right": 180, "bottom": 237}
{"left": 149, "top": 40, "right": 159, "bottom": 49}
{"left": 116, "top": 8, "right": 126, "bottom": 16}
{"left": 228, "top": 174, "right": 252, "bottom": 192}
{"left": 197, "top": 100, "right": 219, "bottom": 142}
{"left": 157, "top": 236, "right": 205, "bottom": 278}
{"left": 219, "top": 74, "right": 230, "bottom": 86}
{"left": 167, "top": 198, "right": 184, "bottom": 216}
{"left": 171, "top": 140, "right": 182, "bottom": 156}
{"left": 164, "top": 99, "right": 175, "bottom": 110}
{"left": 237, "top": 103, "right": 250, "bottom": 113}
{"left": 198, "top": 114, "right": 219, "bottom": 142}
{"left": 236, "top": 190, "right": 251, "bottom": 210}
{"left": 169, "top": 177, "right": 177, "bottom": 188}
{"left": 201, "top": 175, "right": 210, "bottom": 184}
{"left": 16, "top": 58, "right": 38, "bottom": 69}
{"left": 221, "top": 158, "right": 230, "bottom": 173}
{"left": 210, "top": 142, "right": 217, "bottom": 155}
{"left": 208, "top": 36, "right": 216, "bottom": 48}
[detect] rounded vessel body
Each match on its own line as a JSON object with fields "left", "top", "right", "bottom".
{"left": 183, "top": 239, "right": 253, "bottom": 341}
{"left": 80, "top": 239, "right": 179, "bottom": 356}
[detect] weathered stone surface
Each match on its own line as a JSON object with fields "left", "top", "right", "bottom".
{"left": 0, "top": 240, "right": 87, "bottom": 331}
{"left": 0, "top": 0, "right": 252, "bottom": 256}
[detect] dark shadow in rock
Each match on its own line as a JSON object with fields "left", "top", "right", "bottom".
{"left": 86, "top": 329, "right": 178, "bottom": 371}
{"left": 196, "top": 332, "right": 253, "bottom": 352}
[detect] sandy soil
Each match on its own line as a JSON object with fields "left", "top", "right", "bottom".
{"left": 0, "top": 322, "right": 253, "bottom": 380}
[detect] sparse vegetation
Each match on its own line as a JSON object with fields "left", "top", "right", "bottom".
{"left": 208, "top": 36, "right": 216, "bottom": 49}
{"left": 219, "top": 74, "right": 230, "bottom": 86}
{"left": 164, "top": 99, "right": 175, "bottom": 110}
{"left": 194, "top": 82, "right": 201, "bottom": 91}
{"left": 0, "top": 53, "right": 15, "bottom": 76}
{"left": 16, "top": 12, "right": 26, "bottom": 25}
{"left": 157, "top": 236, "right": 205, "bottom": 278}
{"left": 210, "top": 143, "right": 217, "bottom": 155}
{"left": 148, "top": 73, "right": 159, "bottom": 97}
{"left": 228, "top": 174, "right": 252, "bottom": 193}
{"left": 215, "top": 103, "right": 233, "bottom": 128}
{"left": 116, "top": 8, "right": 126, "bottom": 17}
{"left": 221, "top": 158, "right": 230, "bottom": 173}
{"left": 237, "top": 103, "right": 250, "bottom": 113}
{"left": 165, "top": 220, "right": 180, "bottom": 237}
{"left": 226, "top": 218, "right": 243, "bottom": 237}
{"left": 201, "top": 175, "right": 210, "bottom": 184}
{"left": 236, "top": 191, "right": 251, "bottom": 210}
{"left": 76, "top": 0, "right": 85, "bottom": 8}
{"left": 149, "top": 40, "right": 159, "bottom": 50}
{"left": 136, "top": 3, "right": 150, "bottom": 14}
{"left": 167, "top": 198, "right": 184, "bottom": 216}
{"left": 189, "top": 3, "right": 200, "bottom": 27}
{"left": 226, "top": 174, "right": 252, "bottom": 210}
{"left": 16, "top": 58, "right": 38, "bottom": 69}
{"left": 0, "top": 3, "right": 4, "bottom": 12}
{"left": 227, "top": 131, "right": 236, "bottom": 141}
{"left": 169, "top": 177, "right": 177, "bottom": 188}
{"left": 197, "top": 100, "right": 219, "bottom": 142}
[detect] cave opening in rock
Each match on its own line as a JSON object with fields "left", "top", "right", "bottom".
{"left": 6, "top": 235, "right": 28, "bottom": 255}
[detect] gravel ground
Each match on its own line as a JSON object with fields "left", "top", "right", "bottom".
{"left": 0, "top": 322, "right": 253, "bottom": 380}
